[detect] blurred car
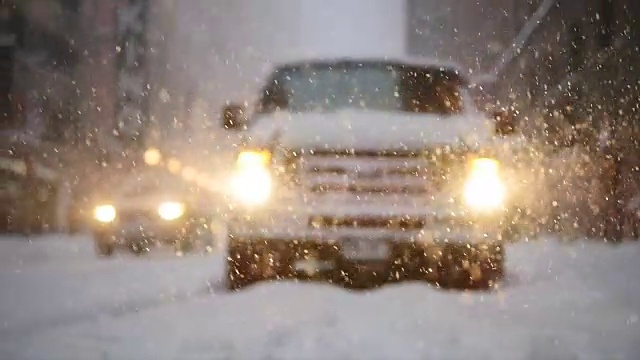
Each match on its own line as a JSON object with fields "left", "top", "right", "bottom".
{"left": 90, "top": 167, "right": 214, "bottom": 256}
{"left": 220, "top": 56, "right": 529, "bottom": 290}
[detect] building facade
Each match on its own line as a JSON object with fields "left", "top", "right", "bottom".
{"left": 78, "top": 0, "right": 182, "bottom": 157}
{"left": 0, "top": 0, "right": 182, "bottom": 163}
{"left": 493, "top": 0, "right": 640, "bottom": 140}
{"left": 491, "top": 0, "right": 640, "bottom": 237}
{"left": 408, "top": 0, "right": 640, "bottom": 138}
{"left": 0, "top": 0, "right": 82, "bottom": 160}
{"left": 406, "top": 0, "right": 523, "bottom": 75}
{"left": 0, "top": 0, "right": 24, "bottom": 131}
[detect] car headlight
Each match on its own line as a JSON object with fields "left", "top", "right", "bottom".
{"left": 158, "top": 201, "right": 186, "bottom": 220}
{"left": 230, "top": 150, "right": 273, "bottom": 206}
{"left": 463, "top": 158, "right": 506, "bottom": 212}
{"left": 94, "top": 204, "right": 116, "bottom": 223}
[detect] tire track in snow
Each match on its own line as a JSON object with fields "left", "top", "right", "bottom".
{"left": 0, "top": 235, "right": 227, "bottom": 341}
{"left": 0, "top": 264, "right": 235, "bottom": 344}
{"left": 0, "top": 280, "right": 222, "bottom": 341}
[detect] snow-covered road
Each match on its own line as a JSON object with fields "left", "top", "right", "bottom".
{"left": 1, "top": 234, "right": 639, "bottom": 360}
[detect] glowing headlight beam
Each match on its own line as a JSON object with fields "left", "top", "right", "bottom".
{"left": 94, "top": 205, "right": 116, "bottom": 223}
{"left": 463, "top": 158, "right": 505, "bottom": 212}
{"left": 230, "top": 167, "right": 272, "bottom": 206}
{"left": 470, "top": 157, "right": 500, "bottom": 176}
{"left": 236, "top": 150, "right": 271, "bottom": 169}
{"left": 144, "top": 147, "right": 162, "bottom": 166}
{"left": 158, "top": 201, "right": 186, "bottom": 220}
{"left": 463, "top": 176, "right": 506, "bottom": 211}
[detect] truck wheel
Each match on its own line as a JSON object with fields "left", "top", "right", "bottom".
{"left": 225, "top": 239, "right": 243, "bottom": 290}
{"left": 15, "top": 211, "right": 36, "bottom": 236}
{"left": 226, "top": 235, "right": 253, "bottom": 290}
{"left": 438, "top": 243, "right": 504, "bottom": 289}
{"left": 603, "top": 212, "right": 623, "bottom": 243}
{"left": 502, "top": 207, "right": 538, "bottom": 242}
{"left": 174, "top": 237, "right": 194, "bottom": 254}
{"left": 632, "top": 212, "right": 640, "bottom": 240}
{"left": 94, "top": 234, "right": 115, "bottom": 257}
{"left": 619, "top": 211, "right": 639, "bottom": 241}
{"left": 482, "top": 244, "right": 505, "bottom": 287}
{"left": 226, "top": 235, "right": 281, "bottom": 290}
{"left": 174, "top": 221, "right": 199, "bottom": 254}
{"left": 67, "top": 216, "right": 84, "bottom": 234}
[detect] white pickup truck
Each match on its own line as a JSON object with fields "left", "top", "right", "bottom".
{"left": 221, "top": 57, "right": 525, "bottom": 290}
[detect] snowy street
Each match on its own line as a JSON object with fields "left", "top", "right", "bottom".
{"left": 2, "top": 0, "right": 640, "bottom": 359}
{"left": 0, "top": 235, "right": 639, "bottom": 359}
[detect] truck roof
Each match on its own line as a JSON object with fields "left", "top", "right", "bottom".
{"left": 262, "top": 54, "right": 468, "bottom": 79}
{"left": 263, "top": 57, "right": 469, "bottom": 88}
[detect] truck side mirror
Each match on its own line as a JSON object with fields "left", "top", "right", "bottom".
{"left": 221, "top": 103, "right": 246, "bottom": 130}
{"left": 493, "top": 109, "right": 517, "bottom": 136}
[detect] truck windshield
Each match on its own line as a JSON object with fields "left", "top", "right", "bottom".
{"left": 258, "top": 62, "right": 465, "bottom": 115}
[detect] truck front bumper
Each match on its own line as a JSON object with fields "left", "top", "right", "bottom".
{"left": 226, "top": 195, "right": 507, "bottom": 289}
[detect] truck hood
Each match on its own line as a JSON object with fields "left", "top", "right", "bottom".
{"left": 245, "top": 110, "right": 495, "bottom": 151}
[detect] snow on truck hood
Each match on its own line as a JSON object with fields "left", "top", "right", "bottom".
{"left": 245, "top": 110, "right": 495, "bottom": 151}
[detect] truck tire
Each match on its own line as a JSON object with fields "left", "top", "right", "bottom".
{"left": 225, "top": 235, "right": 290, "bottom": 290}
{"left": 502, "top": 207, "right": 539, "bottom": 242}
{"left": 174, "top": 222, "right": 199, "bottom": 253}
{"left": 94, "top": 234, "right": 115, "bottom": 257}
{"left": 174, "top": 236, "right": 194, "bottom": 253}
{"left": 437, "top": 243, "right": 504, "bottom": 289}
{"left": 225, "top": 235, "right": 255, "bottom": 290}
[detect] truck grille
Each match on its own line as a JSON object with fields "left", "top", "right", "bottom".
{"left": 277, "top": 149, "right": 453, "bottom": 195}
{"left": 309, "top": 215, "right": 426, "bottom": 230}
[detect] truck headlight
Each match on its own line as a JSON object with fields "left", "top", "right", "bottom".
{"left": 230, "top": 150, "right": 272, "bottom": 206}
{"left": 237, "top": 150, "right": 271, "bottom": 168}
{"left": 158, "top": 201, "right": 185, "bottom": 220}
{"left": 94, "top": 204, "right": 116, "bottom": 223}
{"left": 463, "top": 158, "right": 506, "bottom": 212}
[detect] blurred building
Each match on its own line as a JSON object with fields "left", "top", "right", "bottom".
{"left": 0, "top": 0, "right": 185, "bottom": 182}
{"left": 78, "top": 0, "right": 183, "bottom": 158}
{"left": 406, "top": 0, "right": 523, "bottom": 75}
{"left": 0, "top": 1, "right": 184, "bottom": 163}
{"left": 18, "top": 0, "right": 82, "bottom": 143}
{"left": 409, "top": 0, "right": 640, "bottom": 140}
{"left": 492, "top": 0, "right": 640, "bottom": 143}
{"left": 0, "top": 0, "right": 81, "bottom": 163}
{"left": 0, "top": 0, "right": 24, "bottom": 132}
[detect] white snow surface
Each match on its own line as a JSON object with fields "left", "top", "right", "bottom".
{"left": 1, "top": 234, "right": 639, "bottom": 360}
